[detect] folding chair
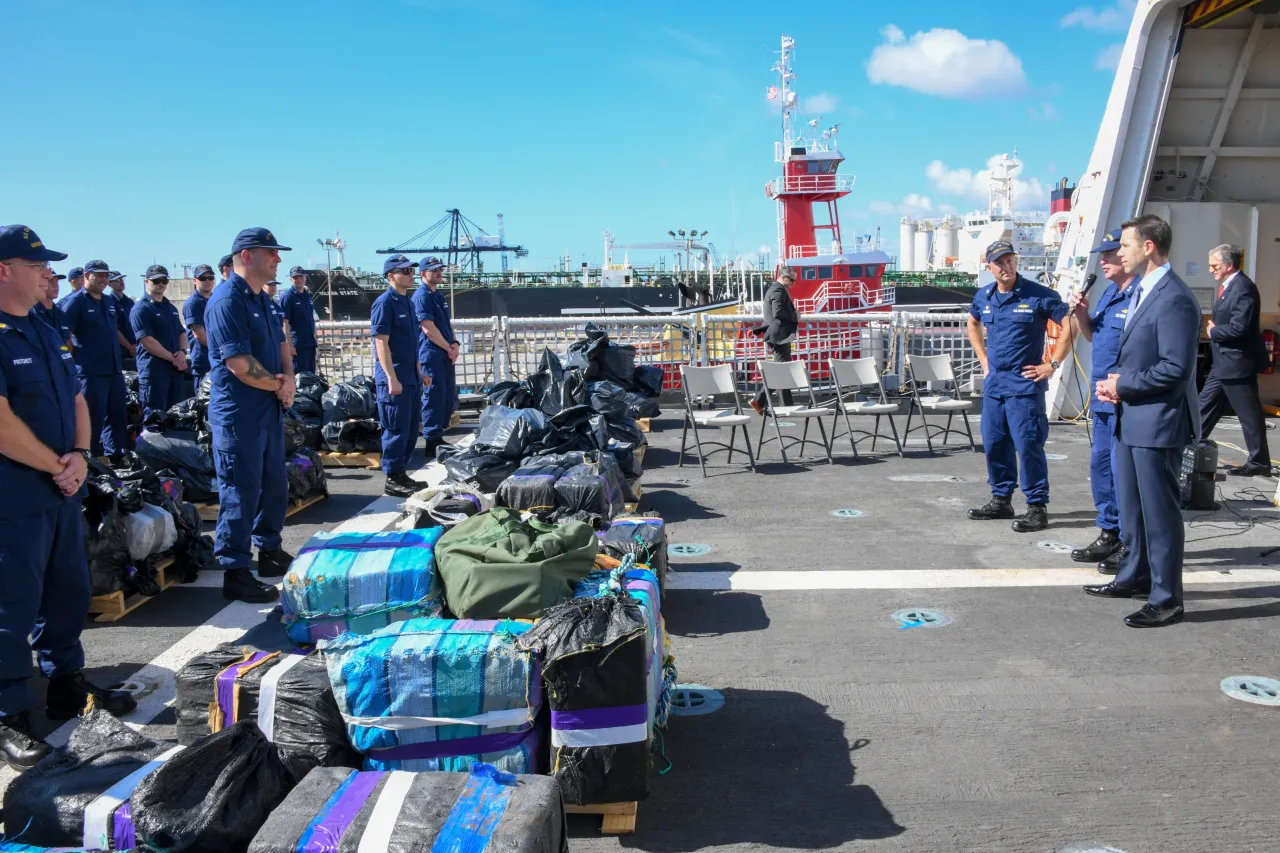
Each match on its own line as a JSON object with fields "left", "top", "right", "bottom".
{"left": 678, "top": 364, "right": 756, "bottom": 477}
{"left": 755, "top": 359, "right": 833, "bottom": 464}
{"left": 902, "top": 353, "right": 976, "bottom": 453}
{"left": 828, "top": 357, "right": 904, "bottom": 458}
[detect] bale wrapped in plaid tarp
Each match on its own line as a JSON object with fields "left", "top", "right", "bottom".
{"left": 281, "top": 528, "right": 444, "bottom": 644}
{"left": 247, "top": 764, "right": 567, "bottom": 853}
{"left": 320, "top": 618, "right": 544, "bottom": 774}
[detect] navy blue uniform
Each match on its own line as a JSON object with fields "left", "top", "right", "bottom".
{"left": 278, "top": 287, "right": 317, "bottom": 373}
{"left": 32, "top": 301, "right": 71, "bottom": 345}
{"left": 268, "top": 294, "right": 286, "bottom": 335}
{"left": 371, "top": 287, "right": 422, "bottom": 474}
{"left": 183, "top": 290, "right": 212, "bottom": 391}
{"left": 412, "top": 285, "right": 457, "bottom": 443}
{"left": 131, "top": 296, "right": 187, "bottom": 417}
{"left": 61, "top": 289, "right": 127, "bottom": 457}
{"left": 205, "top": 273, "right": 288, "bottom": 572}
{"left": 970, "top": 276, "right": 1069, "bottom": 505}
{"left": 1085, "top": 281, "right": 1134, "bottom": 531}
{"left": 0, "top": 313, "right": 90, "bottom": 716}
{"left": 111, "top": 291, "right": 136, "bottom": 362}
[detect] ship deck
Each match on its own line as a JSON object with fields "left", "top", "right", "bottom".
{"left": 4, "top": 411, "right": 1280, "bottom": 852}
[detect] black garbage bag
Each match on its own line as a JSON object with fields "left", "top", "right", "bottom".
{"left": 1, "top": 707, "right": 177, "bottom": 850}
{"left": 495, "top": 452, "right": 585, "bottom": 515}
{"left": 162, "top": 397, "right": 205, "bottom": 434}
{"left": 131, "top": 722, "right": 296, "bottom": 853}
{"left": 321, "top": 377, "right": 376, "bottom": 423}
{"left": 606, "top": 415, "right": 648, "bottom": 449}
{"left": 516, "top": 595, "right": 651, "bottom": 804}
{"left": 294, "top": 371, "right": 328, "bottom": 404}
{"left": 587, "top": 380, "right": 630, "bottom": 421}
{"left": 634, "top": 364, "right": 664, "bottom": 398}
{"left": 623, "top": 390, "right": 661, "bottom": 419}
{"left": 298, "top": 416, "right": 323, "bottom": 449}
{"left": 527, "top": 349, "right": 587, "bottom": 418}
{"left": 281, "top": 411, "right": 306, "bottom": 455}
{"left": 600, "top": 343, "right": 637, "bottom": 390}
{"left": 553, "top": 452, "right": 628, "bottom": 525}
{"left": 476, "top": 405, "right": 551, "bottom": 458}
{"left": 123, "top": 371, "right": 139, "bottom": 394}
{"left": 135, "top": 431, "right": 217, "bottom": 504}
{"left": 607, "top": 440, "right": 643, "bottom": 481}
{"left": 290, "top": 395, "right": 322, "bottom": 419}
{"left": 487, "top": 380, "right": 533, "bottom": 409}
{"left": 285, "top": 450, "right": 326, "bottom": 503}
{"left": 84, "top": 498, "right": 131, "bottom": 596}
{"left": 174, "top": 646, "right": 359, "bottom": 781}
{"left": 170, "top": 501, "right": 212, "bottom": 583}
{"left": 440, "top": 445, "right": 520, "bottom": 493}
{"left": 321, "top": 419, "right": 380, "bottom": 453}
{"left": 566, "top": 324, "right": 610, "bottom": 380}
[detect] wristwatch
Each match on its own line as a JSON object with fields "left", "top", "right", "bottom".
{"left": 1049, "top": 360, "right": 1061, "bottom": 370}
{"left": 73, "top": 448, "right": 92, "bottom": 462}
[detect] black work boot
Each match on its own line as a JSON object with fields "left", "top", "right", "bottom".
{"left": 46, "top": 671, "right": 137, "bottom": 720}
{"left": 224, "top": 567, "right": 279, "bottom": 603}
{"left": 0, "top": 712, "right": 52, "bottom": 770}
{"left": 384, "top": 473, "right": 417, "bottom": 498}
{"left": 1071, "top": 528, "right": 1121, "bottom": 563}
{"left": 257, "top": 547, "right": 295, "bottom": 578}
{"left": 1011, "top": 504, "right": 1049, "bottom": 533}
{"left": 968, "top": 496, "right": 1015, "bottom": 520}
{"left": 1098, "top": 544, "right": 1127, "bottom": 575}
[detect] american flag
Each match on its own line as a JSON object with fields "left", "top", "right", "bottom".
{"left": 766, "top": 86, "right": 778, "bottom": 100}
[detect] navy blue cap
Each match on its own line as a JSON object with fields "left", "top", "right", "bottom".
{"left": 193, "top": 263, "right": 215, "bottom": 277}
{"left": 83, "top": 259, "right": 110, "bottom": 274}
{"left": 1090, "top": 227, "right": 1123, "bottom": 253}
{"left": 0, "top": 225, "right": 68, "bottom": 262}
{"left": 67, "top": 266, "right": 84, "bottom": 279}
{"left": 984, "top": 240, "right": 1016, "bottom": 263}
{"left": 51, "top": 270, "right": 67, "bottom": 281}
{"left": 288, "top": 265, "right": 307, "bottom": 278}
{"left": 418, "top": 255, "right": 446, "bottom": 271}
{"left": 108, "top": 270, "right": 124, "bottom": 282}
{"left": 383, "top": 254, "right": 417, "bottom": 275}
{"left": 217, "top": 254, "right": 233, "bottom": 270}
{"left": 266, "top": 279, "right": 280, "bottom": 287}
{"left": 230, "top": 227, "right": 291, "bottom": 254}
{"left": 145, "top": 264, "right": 169, "bottom": 280}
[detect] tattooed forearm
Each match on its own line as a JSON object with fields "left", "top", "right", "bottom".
{"left": 244, "top": 356, "right": 271, "bottom": 380}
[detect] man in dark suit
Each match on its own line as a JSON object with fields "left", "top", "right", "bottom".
{"left": 749, "top": 268, "right": 799, "bottom": 414}
{"left": 1199, "top": 243, "right": 1272, "bottom": 476}
{"left": 1086, "top": 214, "right": 1200, "bottom": 628}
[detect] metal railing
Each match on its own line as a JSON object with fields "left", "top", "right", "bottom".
{"left": 767, "top": 174, "right": 856, "bottom": 195}
{"left": 316, "top": 318, "right": 502, "bottom": 393}
{"left": 792, "top": 280, "right": 896, "bottom": 314}
{"left": 502, "top": 316, "right": 695, "bottom": 392}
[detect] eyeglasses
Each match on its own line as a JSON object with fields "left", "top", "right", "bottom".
{"left": 1208, "top": 263, "right": 1225, "bottom": 271}
{"left": 2, "top": 260, "right": 53, "bottom": 270}
{"left": 151, "top": 278, "right": 170, "bottom": 285}
{"left": 196, "top": 275, "right": 215, "bottom": 281}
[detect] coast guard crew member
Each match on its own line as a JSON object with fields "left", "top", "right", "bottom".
{"left": 413, "top": 255, "right": 458, "bottom": 458}
{"left": 263, "top": 279, "right": 286, "bottom": 332}
{"left": 131, "top": 265, "right": 188, "bottom": 417}
{"left": 183, "top": 263, "right": 217, "bottom": 393}
{"left": 279, "top": 267, "right": 317, "bottom": 373}
{"left": 61, "top": 259, "right": 129, "bottom": 461}
{"left": 0, "top": 225, "right": 135, "bottom": 772}
{"left": 218, "top": 254, "right": 233, "bottom": 282}
{"left": 58, "top": 266, "right": 84, "bottom": 307}
{"left": 204, "top": 228, "right": 295, "bottom": 604}
{"left": 966, "top": 240, "right": 1073, "bottom": 533}
{"left": 373, "top": 255, "right": 425, "bottom": 497}
{"left": 33, "top": 270, "right": 72, "bottom": 346}
{"left": 1067, "top": 228, "right": 1136, "bottom": 574}
{"left": 107, "top": 271, "right": 136, "bottom": 365}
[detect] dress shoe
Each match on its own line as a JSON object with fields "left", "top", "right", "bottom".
{"left": 384, "top": 473, "right": 417, "bottom": 498}
{"left": 223, "top": 568, "right": 279, "bottom": 603}
{"left": 1097, "top": 544, "right": 1127, "bottom": 575}
{"left": 1011, "top": 504, "right": 1048, "bottom": 533}
{"left": 46, "top": 671, "right": 137, "bottom": 720}
{"left": 1083, "top": 580, "right": 1149, "bottom": 599}
{"left": 1227, "top": 463, "right": 1272, "bottom": 477}
{"left": 968, "top": 496, "right": 1014, "bottom": 521}
{"left": 749, "top": 399, "right": 765, "bottom": 416}
{"left": 0, "top": 713, "right": 52, "bottom": 771}
{"left": 424, "top": 439, "right": 444, "bottom": 462}
{"left": 1125, "top": 603, "right": 1184, "bottom": 628}
{"left": 257, "top": 546, "right": 295, "bottom": 578}
{"left": 1071, "top": 528, "right": 1120, "bottom": 562}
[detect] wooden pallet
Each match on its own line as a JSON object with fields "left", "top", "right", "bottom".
{"left": 320, "top": 451, "right": 382, "bottom": 469}
{"left": 195, "top": 491, "right": 327, "bottom": 523}
{"left": 635, "top": 445, "right": 646, "bottom": 465}
{"left": 637, "top": 418, "right": 651, "bottom": 433}
{"left": 88, "top": 556, "right": 176, "bottom": 623}
{"left": 566, "top": 802, "right": 637, "bottom": 835}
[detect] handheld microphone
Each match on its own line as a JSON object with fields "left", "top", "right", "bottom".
{"left": 1080, "top": 272, "right": 1098, "bottom": 298}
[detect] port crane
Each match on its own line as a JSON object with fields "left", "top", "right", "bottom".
{"left": 378, "top": 209, "right": 527, "bottom": 275}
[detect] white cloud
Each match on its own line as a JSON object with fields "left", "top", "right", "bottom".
{"left": 867, "top": 26, "right": 1027, "bottom": 98}
{"left": 1095, "top": 43, "right": 1124, "bottom": 70}
{"left": 757, "top": 244, "right": 773, "bottom": 256}
{"left": 1060, "top": 0, "right": 1137, "bottom": 32}
{"left": 870, "top": 194, "right": 934, "bottom": 216}
{"left": 801, "top": 93, "right": 839, "bottom": 114}
{"left": 1028, "top": 101, "right": 1059, "bottom": 122}
{"left": 925, "top": 154, "right": 1049, "bottom": 210}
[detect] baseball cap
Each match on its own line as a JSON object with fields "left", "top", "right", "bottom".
{"left": 266, "top": 279, "right": 280, "bottom": 287}
{"left": 83, "top": 259, "right": 110, "bottom": 274}
{"left": 193, "top": 263, "right": 215, "bottom": 277}
{"left": 218, "top": 254, "right": 233, "bottom": 270}
{"left": 230, "top": 227, "right": 291, "bottom": 253}
{"left": 1090, "top": 227, "right": 1123, "bottom": 253}
{"left": 0, "top": 225, "right": 68, "bottom": 262}
{"left": 108, "top": 270, "right": 124, "bottom": 282}
{"left": 145, "top": 264, "right": 170, "bottom": 281}
{"left": 985, "top": 240, "right": 1016, "bottom": 263}
{"left": 383, "top": 254, "right": 417, "bottom": 274}
{"left": 418, "top": 255, "right": 446, "bottom": 271}
{"left": 51, "top": 270, "right": 67, "bottom": 281}
{"left": 288, "top": 265, "right": 307, "bottom": 278}
{"left": 67, "top": 266, "right": 84, "bottom": 279}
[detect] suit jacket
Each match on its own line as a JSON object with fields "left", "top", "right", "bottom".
{"left": 1114, "top": 268, "right": 1202, "bottom": 449}
{"left": 1209, "top": 271, "right": 1270, "bottom": 379}
{"left": 755, "top": 282, "right": 799, "bottom": 347}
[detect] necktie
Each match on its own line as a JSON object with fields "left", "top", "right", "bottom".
{"left": 1218, "top": 283, "right": 1226, "bottom": 299}
{"left": 1125, "top": 284, "right": 1143, "bottom": 328}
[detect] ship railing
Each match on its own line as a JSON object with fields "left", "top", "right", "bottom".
{"left": 786, "top": 244, "right": 843, "bottom": 260}
{"left": 316, "top": 318, "right": 504, "bottom": 395}
{"left": 502, "top": 315, "right": 695, "bottom": 393}
{"left": 887, "top": 312, "right": 982, "bottom": 391}
{"left": 767, "top": 174, "right": 855, "bottom": 196}
{"left": 793, "top": 279, "right": 896, "bottom": 313}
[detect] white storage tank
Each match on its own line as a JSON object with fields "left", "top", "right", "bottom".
{"left": 935, "top": 218, "right": 960, "bottom": 267}
{"left": 913, "top": 224, "right": 934, "bottom": 273}
{"left": 898, "top": 216, "right": 915, "bottom": 271}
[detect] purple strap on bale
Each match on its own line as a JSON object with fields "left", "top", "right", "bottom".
{"left": 215, "top": 651, "right": 273, "bottom": 726}
{"left": 551, "top": 704, "right": 647, "bottom": 731}
{"left": 301, "top": 770, "right": 383, "bottom": 853}
{"left": 113, "top": 801, "right": 135, "bottom": 851}
{"left": 369, "top": 723, "right": 538, "bottom": 761}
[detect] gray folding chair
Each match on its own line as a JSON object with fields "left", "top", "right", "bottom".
{"left": 678, "top": 364, "right": 756, "bottom": 476}
{"left": 902, "top": 353, "right": 976, "bottom": 453}
{"left": 755, "top": 359, "right": 833, "bottom": 464}
{"left": 828, "top": 357, "right": 904, "bottom": 458}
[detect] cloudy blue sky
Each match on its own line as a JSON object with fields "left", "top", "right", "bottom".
{"left": 3, "top": 0, "right": 1136, "bottom": 290}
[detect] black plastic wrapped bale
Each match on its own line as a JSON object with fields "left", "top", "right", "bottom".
{"left": 134, "top": 431, "right": 217, "bottom": 503}
{"left": 527, "top": 349, "right": 587, "bottom": 418}
{"left": 321, "top": 419, "right": 380, "bottom": 453}
{"left": 516, "top": 595, "right": 651, "bottom": 805}
{"left": 281, "top": 411, "right": 307, "bottom": 455}
{"left": 2, "top": 707, "right": 182, "bottom": 851}
{"left": 606, "top": 415, "right": 648, "bottom": 448}
{"left": 294, "top": 371, "right": 328, "bottom": 413}
{"left": 321, "top": 377, "right": 376, "bottom": 424}
{"left": 608, "top": 440, "right": 643, "bottom": 482}
{"left": 440, "top": 446, "right": 521, "bottom": 493}
{"left": 246, "top": 764, "right": 567, "bottom": 853}
{"left": 633, "top": 364, "right": 664, "bottom": 398}
{"left": 495, "top": 453, "right": 585, "bottom": 515}
{"left": 587, "top": 380, "right": 631, "bottom": 421}
{"left": 83, "top": 493, "right": 131, "bottom": 596}
{"left": 553, "top": 452, "right": 631, "bottom": 525}
{"left": 173, "top": 645, "right": 358, "bottom": 781}
{"left": 602, "top": 515, "right": 668, "bottom": 588}
{"left": 476, "top": 405, "right": 552, "bottom": 458}
{"left": 488, "top": 379, "right": 534, "bottom": 409}
{"left": 285, "top": 450, "right": 326, "bottom": 503}
{"left": 130, "top": 722, "right": 295, "bottom": 853}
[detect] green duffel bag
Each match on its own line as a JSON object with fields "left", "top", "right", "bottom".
{"left": 435, "top": 507, "right": 599, "bottom": 619}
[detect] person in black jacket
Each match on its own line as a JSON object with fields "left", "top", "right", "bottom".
{"left": 1199, "top": 243, "right": 1272, "bottom": 476}
{"left": 749, "top": 268, "right": 800, "bottom": 414}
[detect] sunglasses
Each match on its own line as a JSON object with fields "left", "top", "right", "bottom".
{"left": 196, "top": 275, "right": 215, "bottom": 281}
{"left": 151, "top": 278, "right": 170, "bottom": 285}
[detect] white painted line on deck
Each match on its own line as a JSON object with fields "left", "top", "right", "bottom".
{"left": 667, "top": 567, "right": 1280, "bottom": 591}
